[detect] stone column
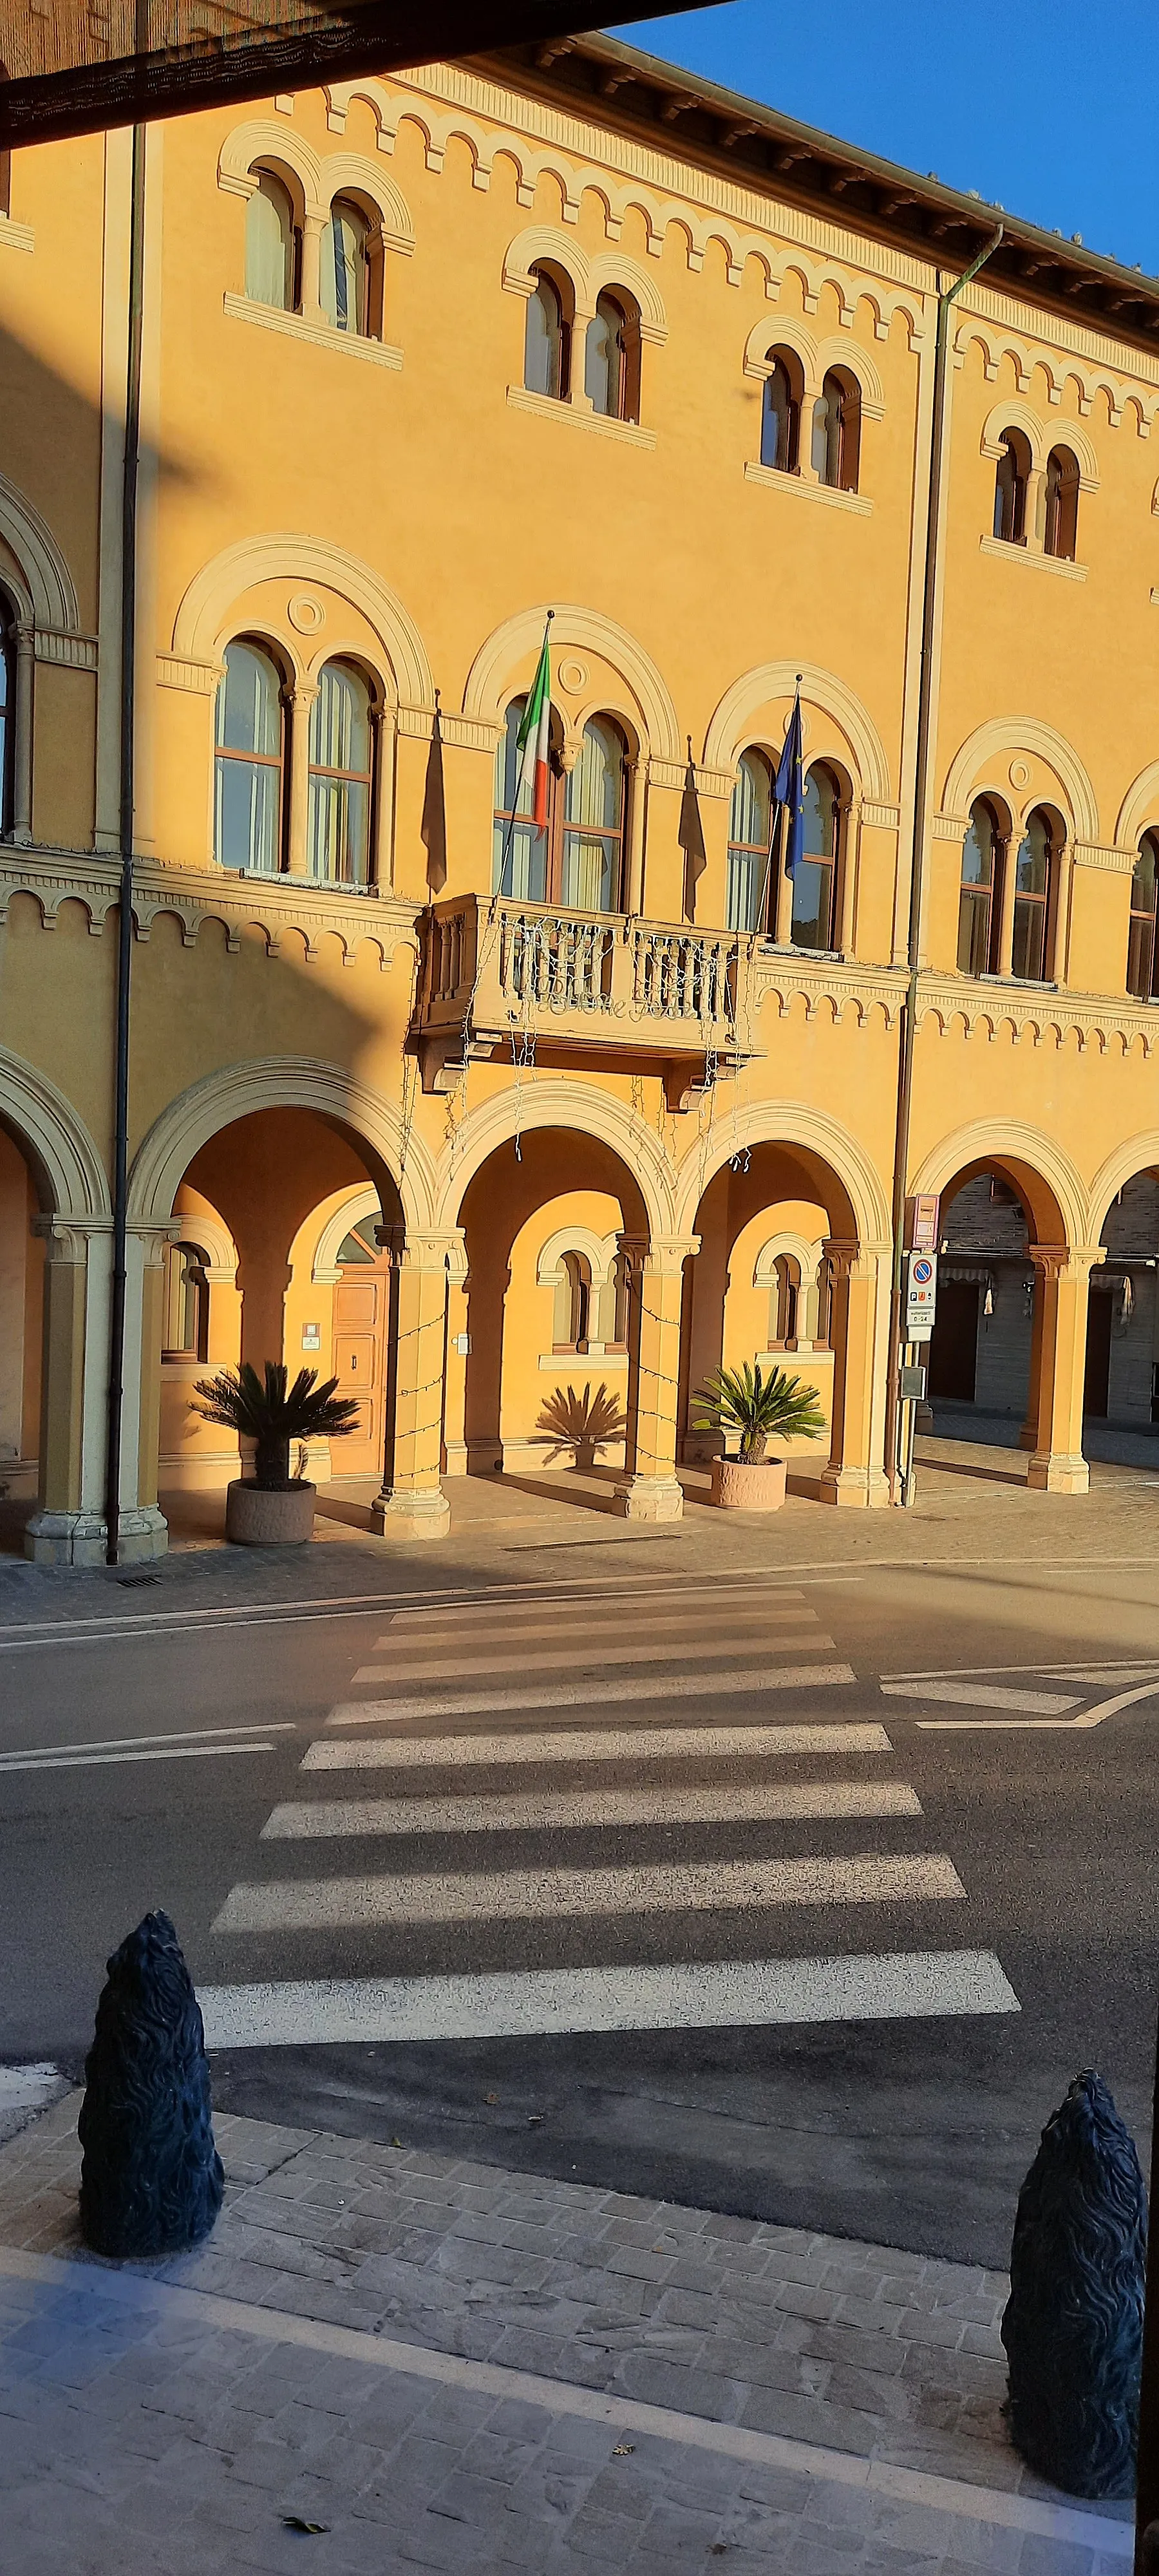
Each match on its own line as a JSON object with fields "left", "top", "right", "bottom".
{"left": 614, "top": 1234, "right": 698, "bottom": 1522}
{"left": 287, "top": 682, "right": 319, "bottom": 877}
{"left": 372, "top": 1231, "right": 453, "bottom": 1540}
{"left": 1024, "top": 1243, "right": 1100, "bottom": 1493}
{"left": 440, "top": 1234, "right": 469, "bottom": 1475}
{"left": 128, "top": 1224, "right": 174, "bottom": 1542}
{"left": 11, "top": 621, "right": 33, "bottom": 844}
{"left": 299, "top": 213, "right": 326, "bottom": 325}
{"left": 1019, "top": 1264, "right": 1044, "bottom": 1450}
{"left": 818, "top": 1237, "right": 892, "bottom": 1507}
{"left": 18, "top": 1218, "right": 170, "bottom": 1562}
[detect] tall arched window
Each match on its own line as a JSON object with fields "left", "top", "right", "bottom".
{"left": 1044, "top": 445, "right": 1080, "bottom": 560}
{"left": 771, "top": 1254, "right": 801, "bottom": 1348}
{"left": 585, "top": 290, "right": 641, "bottom": 422}
{"left": 321, "top": 198, "right": 370, "bottom": 335}
{"left": 1012, "top": 806, "right": 1055, "bottom": 981}
{"left": 792, "top": 763, "right": 841, "bottom": 950}
{"left": 760, "top": 352, "right": 802, "bottom": 473}
{"left": 162, "top": 1243, "right": 210, "bottom": 1362}
{"left": 993, "top": 429, "right": 1030, "bottom": 544}
{"left": 0, "top": 600, "right": 13, "bottom": 840}
{"left": 957, "top": 797, "right": 1001, "bottom": 976}
{"left": 493, "top": 696, "right": 550, "bottom": 901}
{"left": 308, "top": 661, "right": 374, "bottom": 885}
{"left": 563, "top": 717, "right": 626, "bottom": 913}
{"left": 727, "top": 750, "right": 772, "bottom": 932}
{"left": 554, "top": 1250, "right": 592, "bottom": 1352}
{"left": 524, "top": 266, "right": 570, "bottom": 401}
{"left": 214, "top": 639, "right": 285, "bottom": 874}
{"left": 1128, "top": 831, "right": 1159, "bottom": 1001}
{"left": 811, "top": 368, "right": 861, "bottom": 490}
{"left": 245, "top": 171, "right": 297, "bottom": 310}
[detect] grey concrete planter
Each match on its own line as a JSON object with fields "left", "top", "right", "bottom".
{"left": 225, "top": 1481, "right": 316, "bottom": 1546}
{"left": 710, "top": 1456, "right": 787, "bottom": 1511}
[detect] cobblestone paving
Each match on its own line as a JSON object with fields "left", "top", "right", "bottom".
{"left": 0, "top": 2098, "right": 1131, "bottom": 2574}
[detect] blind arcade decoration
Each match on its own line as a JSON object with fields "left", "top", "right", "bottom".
{"left": 0, "top": 0, "right": 706, "bottom": 148}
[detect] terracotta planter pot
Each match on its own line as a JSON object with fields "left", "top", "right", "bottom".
{"left": 710, "top": 1456, "right": 787, "bottom": 1511}
{"left": 225, "top": 1480, "right": 317, "bottom": 1546}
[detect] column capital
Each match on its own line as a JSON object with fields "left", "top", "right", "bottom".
{"left": 618, "top": 1233, "right": 700, "bottom": 1276}
{"left": 31, "top": 1215, "right": 111, "bottom": 1261}
{"left": 1028, "top": 1241, "right": 1104, "bottom": 1281}
{"left": 376, "top": 1224, "right": 466, "bottom": 1274}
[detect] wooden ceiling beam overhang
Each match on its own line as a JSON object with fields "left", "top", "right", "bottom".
{"left": 483, "top": 30, "right": 1159, "bottom": 360}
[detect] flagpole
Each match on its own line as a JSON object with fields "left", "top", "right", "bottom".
{"left": 498, "top": 609, "right": 553, "bottom": 902}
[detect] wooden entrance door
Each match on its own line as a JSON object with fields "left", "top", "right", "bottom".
{"left": 332, "top": 1238, "right": 393, "bottom": 1479}
{"left": 927, "top": 1280, "right": 979, "bottom": 1403}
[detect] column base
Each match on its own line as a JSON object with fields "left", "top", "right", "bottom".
{"left": 818, "top": 1464, "right": 892, "bottom": 1509}
{"left": 442, "top": 1443, "right": 468, "bottom": 1477}
{"left": 371, "top": 1485, "right": 452, "bottom": 1541}
{"left": 613, "top": 1473, "right": 684, "bottom": 1522}
{"left": 1025, "top": 1450, "right": 1089, "bottom": 1494}
{"left": 1017, "top": 1423, "right": 1037, "bottom": 1451}
{"left": 24, "top": 1505, "right": 169, "bottom": 1566}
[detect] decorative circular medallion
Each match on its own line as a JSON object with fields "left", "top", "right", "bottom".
{"left": 1009, "top": 759, "right": 1030, "bottom": 790}
{"left": 288, "top": 595, "right": 325, "bottom": 635}
{"left": 558, "top": 658, "right": 587, "bottom": 694}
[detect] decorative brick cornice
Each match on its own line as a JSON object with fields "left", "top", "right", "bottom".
{"left": 0, "top": 847, "right": 420, "bottom": 969}
{"left": 916, "top": 969, "right": 1159, "bottom": 1054}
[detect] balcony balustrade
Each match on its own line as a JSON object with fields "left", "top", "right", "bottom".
{"left": 413, "top": 894, "right": 757, "bottom": 1105}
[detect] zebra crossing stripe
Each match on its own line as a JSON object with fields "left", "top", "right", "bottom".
{"left": 881, "top": 1681, "right": 1080, "bottom": 1715}
{"left": 375, "top": 1605, "right": 818, "bottom": 1652}
{"left": 326, "top": 1667, "right": 857, "bottom": 1726}
{"left": 259, "top": 1782, "right": 923, "bottom": 1840}
{"left": 352, "top": 1636, "right": 833, "bottom": 1686}
{"left": 211, "top": 1851, "right": 964, "bottom": 1933}
{"left": 198, "top": 1949, "right": 1018, "bottom": 2048}
{"left": 304, "top": 1723, "right": 892, "bottom": 1769}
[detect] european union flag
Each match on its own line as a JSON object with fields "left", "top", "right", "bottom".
{"left": 772, "top": 687, "right": 805, "bottom": 882}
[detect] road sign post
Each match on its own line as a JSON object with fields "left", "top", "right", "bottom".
{"left": 898, "top": 1250, "right": 938, "bottom": 1506}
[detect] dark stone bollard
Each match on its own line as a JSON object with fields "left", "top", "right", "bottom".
{"left": 1001, "top": 2069, "right": 1146, "bottom": 2500}
{"left": 79, "top": 1910, "right": 224, "bottom": 2259}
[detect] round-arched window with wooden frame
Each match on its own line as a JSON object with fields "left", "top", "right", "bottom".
{"left": 561, "top": 716, "right": 627, "bottom": 914}
{"left": 585, "top": 289, "right": 641, "bottom": 423}
{"left": 727, "top": 749, "right": 773, "bottom": 933}
{"left": 993, "top": 427, "right": 1031, "bottom": 544}
{"left": 1011, "top": 805, "right": 1056, "bottom": 982}
{"left": 308, "top": 659, "right": 375, "bottom": 886}
{"left": 791, "top": 762, "right": 842, "bottom": 951}
{"left": 214, "top": 638, "right": 287, "bottom": 874}
{"left": 524, "top": 264, "right": 572, "bottom": 401}
{"left": 958, "top": 796, "right": 1003, "bottom": 976}
{"left": 245, "top": 169, "right": 299, "bottom": 311}
{"left": 0, "top": 590, "right": 14, "bottom": 840}
{"left": 811, "top": 367, "right": 861, "bottom": 491}
{"left": 760, "top": 349, "right": 803, "bottom": 473}
{"left": 1128, "top": 829, "right": 1159, "bottom": 1001}
{"left": 1044, "top": 445, "right": 1080, "bottom": 561}
{"left": 322, "top": 196, "right": 372, "bottom": 336}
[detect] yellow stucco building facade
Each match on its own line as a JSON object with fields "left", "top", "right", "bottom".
{"left": 4, "top": 33, "right": 1159, "bottom": 1559}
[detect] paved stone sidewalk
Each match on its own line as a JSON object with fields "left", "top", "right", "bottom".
{"left": 0, "top": 2093, "right": 1133, "bottom": 2573}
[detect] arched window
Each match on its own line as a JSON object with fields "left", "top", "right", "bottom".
{"left": 214, "top": 639, "right": 285, "bottom": 874}
{"left": 0, "top": 599, "right": 13, "bottom": 839}
{"left": 585, "top": 290, "right": 641, "bottom": 422}
{"left": 524, "top": 266, "right": 570, "bottom": 401}
{"left": 760, "top": 351, "right": 802, "bottom": 473}
{"left": 1012, "top": 806, "right": 1055, "bottom": 981}
{"left": 792, "top": 763, "right": 840, "bottom": 951}
{"left": 771, "top": 1254, "right": 801, "bottom": 1348}
{"left": 811, "top": 368, "right": 861, "bottom": 491}
{"left": 321, "top": 197, "right": 370, "bottom": 334}
{"left": 245, "top": 171, "right": 297, "bottom": 311}
{"left": 308, "top": 660, "right": 374, "bottom": 886}
{"left": 1044, "top": 445, "right": 1080, "bottom": 560}
{"left": 554, "top": 1250, "right": 592, "bottom": 1353}
{"left": 562, "top": 717, "right": 626, "bottom": 913}
{"left": 493, "top": 695, "right": 551, "bottom": 901}
{"left": 337, "top": 1213, "right": 381, "bottom": 1263}
{"left": 993, "top": 428, "right": 1030, "bottom": 544}
{"left": 727, "top": 750, "right": 772, "bottom": 932}
{"left": 162, "top": 1243, "right": 210, "bottom": 1362}
{"left": 1128, "top": 831, "right": 1159, "bottom": 1001}
{"left": 957, "top": 797, "right": 1001, "bottom": 976}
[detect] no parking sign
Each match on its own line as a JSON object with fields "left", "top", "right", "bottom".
{"left": 905, "top": 1251, "right": 938, "bottom": 1341}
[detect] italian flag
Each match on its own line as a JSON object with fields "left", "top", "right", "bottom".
{"left": 515, "top": 621, "right": 552, "bottom": 825}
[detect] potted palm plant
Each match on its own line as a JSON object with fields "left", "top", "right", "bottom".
{"left": 693, "top": 1361, "right": 827, "bottom": 1510}
{"left": 191, "top": 1361, "right": 361, "bottom": 1545}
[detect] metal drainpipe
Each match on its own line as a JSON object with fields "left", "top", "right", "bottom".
{"left": 883, "top": 225, "right": 1004, "bottom": 1508}
{"left": 104, "top": 99, "right": 147, "bottom": 1566}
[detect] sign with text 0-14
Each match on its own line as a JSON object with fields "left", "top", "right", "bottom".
{"left": 905, "top": 1252, "right": 938, "bottom": 1343}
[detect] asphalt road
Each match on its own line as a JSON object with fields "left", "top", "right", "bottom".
{"left": 2, "top": 1540, "right": 1158, "bottom": 2269}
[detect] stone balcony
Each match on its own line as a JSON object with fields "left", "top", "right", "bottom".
{"left": 413, "top": 895, "right": 759, "bottom": 1107}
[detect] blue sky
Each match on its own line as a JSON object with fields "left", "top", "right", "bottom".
{"left": 619, "top": 3, "right": 1156, "bottom": 277}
